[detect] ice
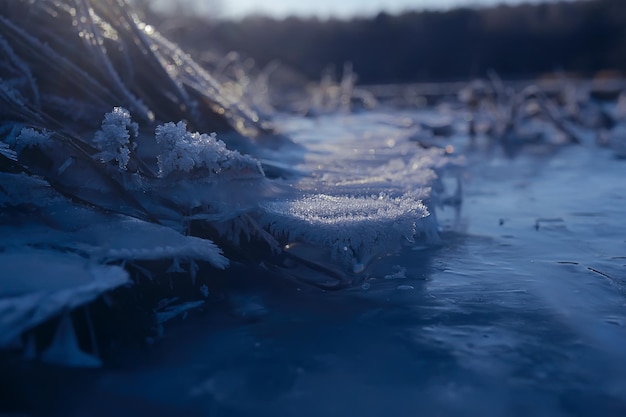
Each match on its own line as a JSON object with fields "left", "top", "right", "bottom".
{"left": 14, "top": 127, "right": 51, "bottom": 151}
{"left": 40, "top": 313, "right": 102, "bottom": 368}
{"left": 261, "top": 193, "right": 434, "bottom": 267}
{"left": 72, "top": 217, "right": 229, "bottom": 268}
{"left": 396, "top": 285, "right": 415, "bottom": 290}
{"left": 384, "top": 266, "right": 408, "bottom": 280}
{"left": 252, "top": 112, "right": 457, "bottom": 271}
{"left": 155, "top": 121, "right": 263, "bottom": 178}
{"left": 0, "top": 171, "right": 229, "bottom": 269}
{"left": 0, "top": 249, "right": 128, "bottom": 348}
{"left": 0, "top": 0, "right": 462, "bottom": 366}
{"left": 92, "top": 107, "right": 138, "bottom": 170}
{"left": 155, "top": 300, "right": 205, "bottom": 324}
{"left": 0, "top": 141, "right": 17, "bottom": 161}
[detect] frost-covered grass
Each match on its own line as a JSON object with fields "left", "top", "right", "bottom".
{"left": 0, "top": 100, "right": 454, "bottom": 364}
{"left": 0, "top": 0, "right": 453, "bottom": 365}
{"left": 154, "top": 121, "right": 263, "bottom": 178}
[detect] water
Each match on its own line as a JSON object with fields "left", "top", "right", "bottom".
{"left": 6, "top": 109, "right": 626, "bottom": 417}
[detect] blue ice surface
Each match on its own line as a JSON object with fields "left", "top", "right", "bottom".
{"left": 3, "top": 109, "right": 625, "bottom": 417}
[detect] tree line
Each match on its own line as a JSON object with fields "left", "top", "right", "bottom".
{"left": 143, "top": 0, "right": 625, "bottom": 84}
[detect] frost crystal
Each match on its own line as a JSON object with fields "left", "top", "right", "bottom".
{"left": 261, "top": 193, "right": 436, "bottom": 267}
{"left": 92, "top": 107, "right": 138, "bottom": 170}
{"left": 15, "top": 127, "right": 51, "bottom": 151}
{"left": 155, "top": 121, "right": 263, "bottom": 178}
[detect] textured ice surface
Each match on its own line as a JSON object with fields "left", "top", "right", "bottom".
{"left": 255, "top": 112, "right": 458, "bottom": 266}
{"left": 0, "top": 249, "right": 128, "bottom": 348}
{"left": 261, "top": 193, "right": 434, "bottom": 266}
{"left": 73, "top": 217, "right": 229, "bottom": 267}
{"left": 0, "top": 101, "right": 459, "bottom": 367}
{"left": 0, "top": 172, "right": 229, "bottom": 268}
{"left": 0, "top": 169, "right": 229, "bottom": 352}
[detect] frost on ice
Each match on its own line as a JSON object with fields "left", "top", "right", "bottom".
{"left": 0, "top": 106, "right": 455, "bottom": 364}
{"left": 261, "top": 193, "right": 436, "bottom": 267}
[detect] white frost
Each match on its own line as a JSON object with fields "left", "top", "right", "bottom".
{"left": 92, "top": 107, "right": 138, "bottom": 170}
{"left": 261, "top": 193, "right": 435, "bottom": 266}
{"left": 74, "top": 216, "right": 229, "bottom": 269}
{"left": 15, "top": 127, "right": 51, "bottom": 151}
{"left": 155, "top": 121, "right": 263, "bottom": 178}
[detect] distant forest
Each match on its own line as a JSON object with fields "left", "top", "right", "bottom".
{"left": 141, "top": 0, "right": 625, "bottom": 84}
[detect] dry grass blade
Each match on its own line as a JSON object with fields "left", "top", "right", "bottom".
{"left": 0, "top": 0, "right": 274, "bottom": 141}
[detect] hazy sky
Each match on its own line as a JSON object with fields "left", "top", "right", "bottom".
{"left": 154, "top": 0, "right": 569, "bottom": 19}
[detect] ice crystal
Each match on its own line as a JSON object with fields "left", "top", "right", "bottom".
{"left": 0, "top": 172, "right": 229, "bottom": 269}
{"left": 41, "top": 313, "right": 102, "bottom": 368}
{"left": 74, "top": 217, "right": 229, "bottom": 269}
{"left": 155, "top": 121, "right": 263, "bottom": 178}
{"left": 92, "top": 107, "right": 138, "bottom": 170}
{"left": 260, "top": 193, "right": 436, "bottom": 267}
{"left": 0, "top": 249, "right": 128, "bottom": 348}
{"left": 15, "top": 127, "right": 51, "bottom": 151}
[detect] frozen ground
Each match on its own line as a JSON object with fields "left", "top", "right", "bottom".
{"left": 3, "top": 109, "right": 625, "bottom": 417}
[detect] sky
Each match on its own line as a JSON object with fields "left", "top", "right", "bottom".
{"left": 152, "top": 0, "right": 570, "bottom": 20}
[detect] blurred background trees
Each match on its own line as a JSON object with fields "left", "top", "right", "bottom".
{"left": 134, "top": 0, "right": 625, "bottom": 84}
